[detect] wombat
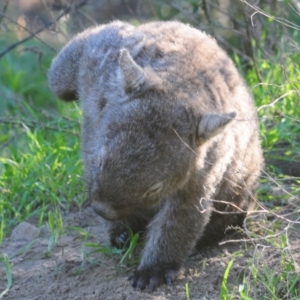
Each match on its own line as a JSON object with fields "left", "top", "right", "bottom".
{"left": 48, "top": 21, "right": 263, "bottom": 291}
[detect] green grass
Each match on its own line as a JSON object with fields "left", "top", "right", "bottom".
{"left": 0, "top": 253, "right": 12, "bottom": 299}
{"left": 223, "top": 42, "right": 300, "bottom": 297}
{"left": 185, "top": 282, "right": 190, "bottom": 300}
{"left": 0, "top": 49, "right": 84, "bottom": 236}
{"left": 221, "top": 258, "right": 235, "bottom": 300}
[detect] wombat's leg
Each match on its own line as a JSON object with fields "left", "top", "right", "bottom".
{"left": 129, "top": 197, "right": 210, "bottom": 290}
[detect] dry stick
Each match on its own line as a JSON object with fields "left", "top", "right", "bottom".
{"left": 241, "top": 3, "right": 263, "bottom": 83}
{"left": 198, "top": 196, "right": 300, "bottom": 225}
{"left": 289, "top": 2, "right": 300, "bottom": 17}
{"left": 0, "top": 0, "right": 89, "bottom": 59}
{"left": 0, "top": 13, "right": 56, "bottom": 53}
{"left": 0, "top": 24, "right": 52, "bottom": 59}
{"left": 243, "top": 0, "right": 300, "bottom": 30}
{"left": 243, "top": 7, "right": 274, "bottom": 61}
{"left": 257, "top": 90, "right": 296, "bottom": 112}
{"left": 220, "top": 210, "right": 297, "bottom": 247}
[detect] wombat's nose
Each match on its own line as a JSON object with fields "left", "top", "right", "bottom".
{"left": 91, "top": 201, "right": 120, "bottom": 221}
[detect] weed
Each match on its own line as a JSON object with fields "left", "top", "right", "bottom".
{"left": 220, "top": 258, "right": 235, "bottom": 300}
{"left": 119, "top": 231, "right": 140, "bottom": 266}
{"left": 47, "top": 208, "right": 64, "bottom": 253}
{"left": 185, "top": 282, "right": 190, "bottom": 300}
{"left": 83, "top": 230, "right": 141, "bottom": 268}
{"left": 0, "top": 254, "right": 12, "bottom": 299}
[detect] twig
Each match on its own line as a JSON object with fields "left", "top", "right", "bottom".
{"left": 0, "top": 13, "right": 56, "bottom": 52}
{"left": 0, "top": 0, "right": 89, "bottom": 59}
{"left": 257, "top": 90, "right": 295, "bottom": 112}
{"left": 241, "top": 0, "right": 300, "bottom": 30}
{"left": 198, "top": 196, "right": 300, "bottom": 225}
{"left": 241, "top": 2, "right": 263, "bottom": 82}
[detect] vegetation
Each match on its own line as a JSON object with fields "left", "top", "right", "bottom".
{"left": 0, "top": 1, "right": 299, "bottom": 299}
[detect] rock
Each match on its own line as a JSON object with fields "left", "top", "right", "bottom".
{"left": 11, "top": 221, "right": 39, "bottom": 242}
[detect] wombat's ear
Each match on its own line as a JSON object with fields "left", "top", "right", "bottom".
{"left": 197, "top": 112, "right": 236, "bottom": 141}
{"left": 48, "top": 38, "right": 84, "bottom": 101}
{"left": 118, "top": 48, "right": 146, "bottom": 93}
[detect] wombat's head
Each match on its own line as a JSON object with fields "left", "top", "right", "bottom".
{"left": 88, "top": 106, "right": 236, "bottom": 221}
{"left": 88, "top": 108, "right": 193, "bottom": 220}
{"left": 48, "top": 25, "right": 236, "bottom": 221}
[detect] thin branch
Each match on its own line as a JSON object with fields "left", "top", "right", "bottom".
{"left": 241, "top": 0, "right": 300, "bottom": 30}
{"left": 241, "top": 3, "right": 263, "bottom": 82}
{"left": 0, "top": 13, "right": 56, "bottom": 52}
{"left": 257, "top": 90, "right": 295, "bottom": 112}
{"left": 0, "top": 0, "right": 89, "bottom": 59}
{"left": 198, "top": 196, "right": 300, "bottom": 225}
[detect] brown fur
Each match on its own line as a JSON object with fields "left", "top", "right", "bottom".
{"left": 48, "top": 21, "right": 263, "bottom": 291}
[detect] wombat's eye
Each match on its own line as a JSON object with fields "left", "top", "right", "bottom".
{"left": 143, "top": 182, "right": 163, "bottom": 198}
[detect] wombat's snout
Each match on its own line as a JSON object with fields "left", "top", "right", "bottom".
{"left": 91, "top": 201, "right": 121, "bottom": 221}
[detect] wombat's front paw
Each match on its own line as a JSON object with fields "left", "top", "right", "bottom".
{"left": 116, "top": 231, "right": 129, "bottom": 245}
{"left": 110, "top": 230, "right": 129, "bottom": 248}
{"left": 129, "top": 264, "right": 182, "bottom": 291}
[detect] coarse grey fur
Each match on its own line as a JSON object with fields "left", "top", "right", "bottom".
{"left": 48, "top": 21, "right": 263, "bottom": 291}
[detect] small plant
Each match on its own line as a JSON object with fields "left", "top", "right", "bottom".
{"left": 185, "top": 282, "right": 190, "bottom": 300}
{"left": 84, "top": 230, "right": 139, "bottom": 266}
{"left": 119, "top": 231, "right": 140, "bottom": 266}
{"left": 238, "top": 281, "right": 252, "bottom": 300}
{"left": 0, "top": 253, "right": 12, "bottom": 299}
{"left": 47, "top": 208, "right": 64, "bottom": 253}
{"left": 220, "top": 258, "right": 235, "bottom": 300}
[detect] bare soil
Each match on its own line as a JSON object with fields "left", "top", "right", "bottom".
{"left": 1, "top": 202, "right": 299, "bottom": 300}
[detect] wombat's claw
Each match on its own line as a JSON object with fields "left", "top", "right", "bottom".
{"left": 129, "top": 266, "right": 180, "bottom": 291}
{"left": 116, "top": 231, "right": 129, "bottom": 246}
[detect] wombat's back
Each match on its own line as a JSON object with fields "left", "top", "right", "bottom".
{"left": 49, "top": 21, "right": 254, "bottom": 114}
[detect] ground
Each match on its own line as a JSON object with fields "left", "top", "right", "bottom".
{"left": 0, "top": 194, "right": 299, "bottom": 300}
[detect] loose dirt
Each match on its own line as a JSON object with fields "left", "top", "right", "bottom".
{"left": 1, "top": 201, "right": 299, "bottom": 300}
